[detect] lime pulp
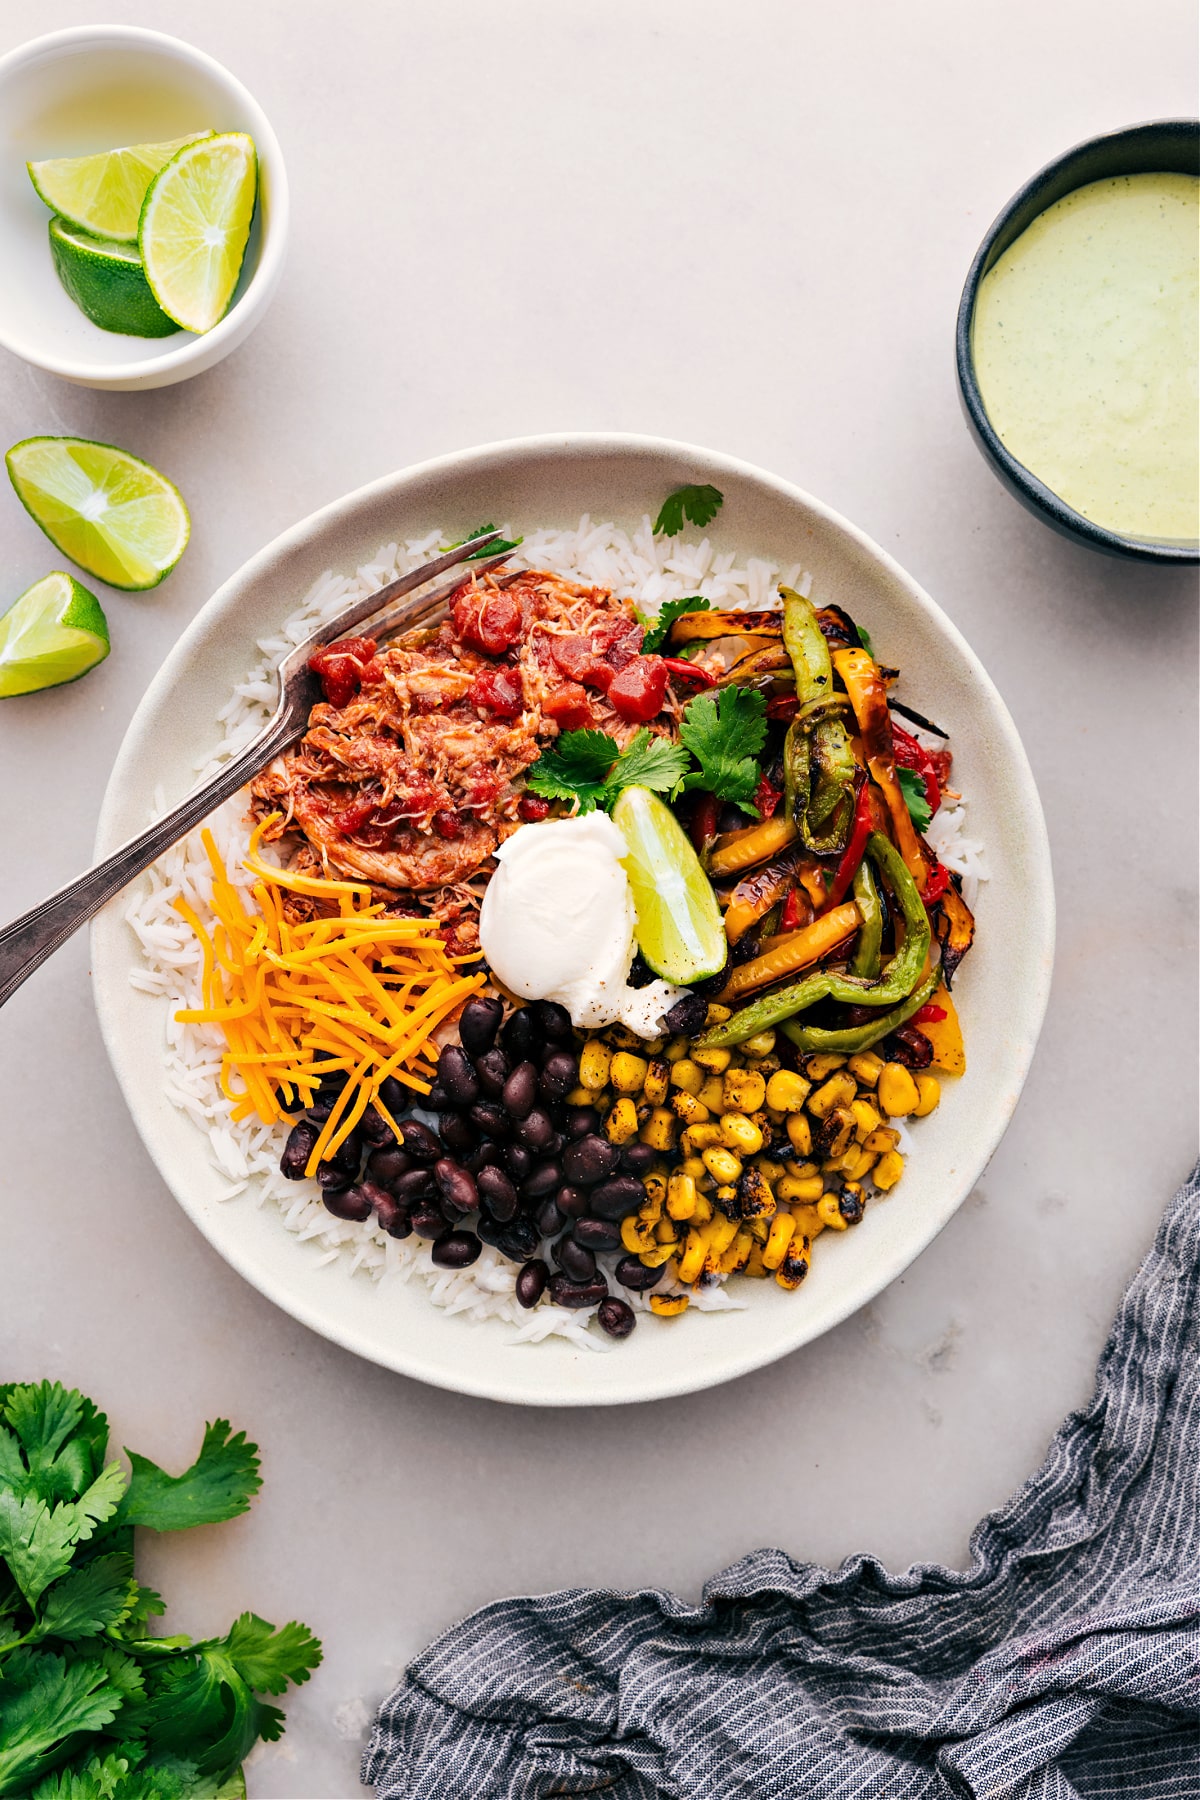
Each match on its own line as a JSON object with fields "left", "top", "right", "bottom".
{"left": 0, "top": 572, "right": 109, "bottom": 698}
{"left": 6, "top": 437, "right": 190, "bottom": 592}
{"left": 27, "top": 133, "right": 213, "bottom": 242}
{"left": 48, "top": 217, "right": 179, "bottom": 338}
{"left": 139, "top": 132, "right": 258, "bottom": 334}
{"left": 612, "top": 786, "right": 727, "bottom": 984}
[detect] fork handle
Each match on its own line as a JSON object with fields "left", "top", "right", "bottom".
{"left": 0, "top": 714, "right": 295, "bottom": 1009}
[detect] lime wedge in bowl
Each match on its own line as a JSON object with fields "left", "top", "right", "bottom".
{"left": 0, "top": 572, "right": 109, "bottom": 698}
{"left": 6, "top": 437, "right": 190, "bottom": 591}
{"left": 27, "top": 133, "right": 213, "bottom": 242}
{"left": 140, "top": 132, "right": 258, "bottom": 334}
{"left": 48, "top": 218, "right": 179, "bottom": 338}
{"left": 612, "top": 785, "right": 727, "bottom": 983}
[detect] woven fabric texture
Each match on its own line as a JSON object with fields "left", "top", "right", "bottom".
{"left": 364, "top": 1167, "right": 1200, "bottom": 1799}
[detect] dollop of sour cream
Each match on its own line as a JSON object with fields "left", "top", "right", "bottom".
{"left": 479, "top": 814, "right": 685, "bottom": 1038}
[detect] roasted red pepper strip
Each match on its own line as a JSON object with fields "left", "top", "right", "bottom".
{"left": 891, "top": 723, "right": 942, "bottom": 814}
{"left": 921, "top": 862, "right": 952, "bottom": 908}
{"left": 823, "top": 777, "right": 872, "bottom": 909}
{"left": 661, "top": 656, "right": 716, "bottom": 687}
{"left": 766, "top": 696, "right": 799, "bottom": 721}
{"left": 752, "top": 772, "right": 781, "bottom": 820}
{"left": 690, "top": 792, "right": 720, "bottom": 854}
{"left": 778, "top": 887, "right": 805, "bottom": 934}
{"left": 913, "top": 1002, "right": 948, "bottom": 1023}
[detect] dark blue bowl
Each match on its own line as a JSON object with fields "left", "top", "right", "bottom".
{"left": 957, "top": 120, "right": 1199, "bottom": 565}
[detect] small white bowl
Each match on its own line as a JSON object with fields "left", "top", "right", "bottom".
{"left": 0, "top": 26, "right": 288, "bottom": 390}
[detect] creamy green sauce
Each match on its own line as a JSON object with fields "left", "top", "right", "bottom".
{"left": 972, "top": 172, "right": 1199, "bottom": 543}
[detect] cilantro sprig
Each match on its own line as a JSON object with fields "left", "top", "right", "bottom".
{"left": 447, "top": 522, "right": 524, "bottom": 560}
{"left": 678, "top": 687, "right": 768, "bottom": 809}
{"left": 635, "top": 595, "right": 710, "bottom": 655}
{"left": 526, "top": 727, "right": 691, "bottom": 815}
{"left": 897, "top": 765, "right": 933, "bottom": 834}
{"left": 0, "top": 1382, "right": 320, "bottom": 1796}
{"left": 652, "top": 484, "right": 723, "bottom": 537}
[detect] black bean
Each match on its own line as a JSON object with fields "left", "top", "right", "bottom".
{"left": 521, "top": 1160, "right": 563, "bottom": 1202}
{"left": 502, "top": 1142, "right": 534, "bottom": 1181}
{"left": 515, "top": 1259, "right": 549, "bottom": 1308}
{"left": 562, "top": 1134, "right": 618, "bottom": 1187}
{"left": 615, "top": 1254, "right": 664, "bottom": 1290}
{"left": 331, "top": 1129, "right": 363, "bottom": 1174}
{"left": 373, "top": 1193, "right": 412, "bottom": 1239}
{"left": 432, "top": 1230, "right": 482, "bottom": 1268}
{"left": 500, "top": 1007, "right": 541, "bottom": 1060}
{"left": 304, "top": 1095, "right": 335, "bottom": 1122}
{"left": 360, "top": 1106, "right": 396, "bottom": 1148}
{"left": 597, "top": 1297, "right": 636, "bottom": 1339}
{"left": 554, "top": 1236, "right": 597, "bottom": 1282}
{"left": 502, "top": 1061, "right": 538, "bottom": 1119}
{"left": 459, "top": 995, "right": 504, "bottom": 1057}
{"left": 469, "top": 1100, "right": 511, "bottom": 1140}
{"left": 663, "top": 992, "right": 708, "bottom": 1037}
{"left": 462, "top": 1141, "right": 503, "bottom": 1176}
{"left": 516, "top": 1106, "right": 556, "bottom": 1152}
{"left": 434, "top": 1158, "right": 478, "bottom": 1217}
{"left": 620, "top": 1141, "right": 657, "bottom": 1176}
{"left": 398, "top": 1119, "right": 441, "bottom": 1162}
{"left": 589, "top": 1175, "right": 646, "bottom": 1220}
{"left": 410, "top": 1203, "right": 450, "bottom": 1239}
{"left": 535, "top": 1197, "right": 565, "bottom": 1238}
{"left": 548, "top": 1274, "right": 609, "bottom": 1309}
{"left": 475, "top": 1214, "right": 506, "bottom": 1247}
{"left": 477, "top": 1165, "right": 519, "bottom": 1222}
{"left": 542, "top": 1131, "right": 565, "bottom": 1158}
{"left": 424, "top": 1083, "right": 456, "bottom": 1112}
{"left": 535, "top": 1000, "right": 573, "bottom": 1042}
{"left": 392, "top": 1167, "right": 435, "bottom": 1204}
{"left": 315, "top": 1065, "right": 348, "bottom": 1097}
{"left": 281, "top": 1120, "right": 319, "bottom": 1179}
{"left": 474, "top": 1046, "right": 510, "bottom": 1097}
{"left": 358, "top": 1179, "right": 396, "bottom": 1216}
{"left": 366, "top": 1146, "right": 411, "bottom": 1189}
{"left": 574, "top": 1216, "right": 622, "bottom": 1251}
{"left": 539, "top": 1052, "right": 578, "bottom": 1102}
{"left": 378, "top": 1075, "right": 409, "bottom": 1116}
{"left": 496, "top": 1217, "right": 540, "bottom": 1262}
{"left": 439, "top": 1111, "right": 476, "bottom": 1156}
{"left": 438, "top": 1046, "right": 480, "bottom": 1106}
{"left": 322, "top": 1184, "right": 374, "bottom": 1222}
{"left": 316, "top": 1162, "right": 353, "bottom": 1193}
{"left": 564, "top": 1105, "right": 601, "bottom": 1140}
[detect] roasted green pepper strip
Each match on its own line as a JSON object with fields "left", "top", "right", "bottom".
{"left": 804, "top": 716, "right": 857, "bottom": 849}
{"left": 780, "top": 968, "right": 941, "bottom": 1055}
{"left": 694, "top": 831, "right": 930, "bottom": 1047}
{"left": 781, "top": 586, "right": 833, "bottom": 706}
{"left": 780, "top": 586, "right": 857, "bottom": 855}
{"left": 851, "top": 858, "right": 882, "bottom": 978}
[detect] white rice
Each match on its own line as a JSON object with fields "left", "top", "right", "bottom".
{"left": 125, "top": 515, "right": 985, "bottom": 1346}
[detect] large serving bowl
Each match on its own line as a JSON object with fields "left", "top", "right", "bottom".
{"left": 92, "top": 434, "right": 1055, "bottom": 1405}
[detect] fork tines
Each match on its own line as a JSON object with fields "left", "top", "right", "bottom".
{"left": 306, "top": 528, "right": 506, "bottom": 649}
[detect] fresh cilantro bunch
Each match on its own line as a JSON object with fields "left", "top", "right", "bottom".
{"left": 0, "top": 1382, "right": 321, "bottom": 1798}
{"left": 652, "top": 485, "right": 723, "bottom": 537}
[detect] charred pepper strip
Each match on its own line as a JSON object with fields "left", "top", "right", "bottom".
{"left": 824, "top": 776, "right": 872, "bottom": 908}
{"left": 850, "top": 857, "right": 882, "bottom": 979}
{"left": 781, "top": 969, "right": 941, "bottom": 1055}
{"left": 832, "top": 645, "right": 934, "bottom": 892}
{"left": 695, "top": 832, "right": 931, "bottom": 1047}
{"left": 781, "top": 587, "right": 858, "bottom": 856}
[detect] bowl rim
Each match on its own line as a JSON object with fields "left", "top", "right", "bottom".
{"left": 955, "top": 117, "right": 1200, "bottom": 566}
{"left": 0, "top": 23, "right": 289, "bottom": 382}
{"left": 90, "top": 430, "right": 1056, "bottom": 1405}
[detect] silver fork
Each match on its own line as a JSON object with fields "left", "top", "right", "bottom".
{"left": 0, "top": 530, "right": 510, "bottom": 1008}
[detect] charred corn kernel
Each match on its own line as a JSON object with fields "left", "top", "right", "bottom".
{"left": 670, "top": 1058, "right": 704, "bottom": 1096}
{"left": 671, "top": 1090, "right": 711, "bottom": 1126}
{"left": 649, "top": 1292, "right": 690, "bottom": 1317}
{"left": 847, "top": 1050, "right": 884, "bottom": 1087}
{"left": 696, "top": 1076, "right": 725, "bottom": 1113}
{"left": 604, "top": 1097, "right": 639, "bottom": 1144}
{"left": 693, "top": 1045, "right": 732, "bottom": 1073}
{"left": 639, "top": 1242, "right": 677, "bottom": 1268}
{"left": 702, "top": 1145, "right": 743, "bottom": 1185}
{"left": 704, "top": 1003, "right": 732, "bottom": 1027}
{"left": 642, "top": 1171, "right": 667, "bottom": 1208}
{"left": 808, "top": 1070, "right": 857, "bottom": 1119}
{"left": 843, "top": 1145, "right": 878, "bottom": 1182}
{"left": 682, "top": 1122, "right": 723, "bottom": 1154}
{"left": 639, "top": 1108, "right": 677, "bottom": 1152}
{"left": 745, "top": 1244, "right": 769, "bottom": 1278}
{"left": 579, "top": 1040, "right": 612, "bottom": 1090}
{"left": 791, "top": 1203, "right": 825, "bottom": 1238}
{"left": 676, "top": 1226, "right": 710, "bottom": 1285}
{"left": 638, "top": 1190, "right": 664, "bottom": 1229}
{"left": 819, "top": 1107, "right": 857, "bottom": 1160}
{"left": 863, "top": 1126, "right": 901, "bottom": 1155}
{"left": 762, "top": 1211, "right": 796, "bottom": 1270}
{"left": 839, "top": 1182, "right": 866, "bottom": 1224}
{"left": 913, "top": 1073, "right": 941, "bottom": 1117}
{"left": 765, "top": 1069, "right": 811, "bottom": 1113}
{"left": 666, "top": 1036, "right": 691, "bottom": 1062}
{"left": 707, "top": 1215, "right": 739, "bottom": 1259}
{"left": 720, "top": 1229, "right": 754, "bottom": 1274}
{"left": 755, "top": 1055, "right": 782, "bottom": 1076}
{"left": 643, "top": 1059, "right": 670, "bottom": 1105}
{"left": 621, "top": 1214, "right": 655, "bottom": 1253}
{"left": 756, "top": 1157, "right": 788, "bottom": 1185}
{"left": 749, "top": 1214, "right": 772, "bottom": 1243}
{"left": 720, "top": 1112, "right": 764, "bottom": 1156}
{"left": 817, "top": 1193, "right": 848, "bottom": 1231}
{"left": 776, "top": 1234, "right": 810, "bottom": 1290}
{"left": 736, "top": 1166, "right": 775, "bottom": 1217}
{"left": 667, "top": 1172, "right": 698, "bottom": 1221}
{"left": 851, "top": 1098, "right": 882, "bottom": 1141}
{"left": 607, "top": 1023, "right": 648, "bottom": 1051}
{"left": 785, "top": 1112, "right": 813, "bottom": 1157}
{"left": 872, "top": 1149, "right": 904, "bottom": 1190}
{"left": 877, "top": 1062, "right": 920, "bottom": 1117}
{"left": 723, "top": 1068, "right": 766, "bottom": 1114}
{"left": 805, "top": 1053, "right": 847, "bottom": 1080}
{"left": 610, "top": 1051, "right": 648, "bottom": 1093}
{"left": 692, "top": 1190, "right": 714, "bottom": 1225}
{"left": 655, "top": 1217, "right": 679, "bottom": 1245}
{"left": 679, "top": 1155, "right": 708, "bottom": 1184}
{"left": 788, "top": 1159, "right": 820, "bottom": 1179}
{"left": 643, "top": 1036, "right": 666, "bottom": 1056}
{"left": 565, "top": 1085, "right": 593, "bottom": 1107}
{"left": 742, "top": 1029, "right": 777, "bottom": 1059}
{"left": 777, "top": 1172, "right": 823, "bottom": 1203}
{"left": 635, "top": 1102, "right": 654, "bottom": 1126}
{"left": 714, "top": 1183, "right": 738, "bottom": 1207}
{"left": 750, "top": 1108, "right": 773, "bottom": 1138}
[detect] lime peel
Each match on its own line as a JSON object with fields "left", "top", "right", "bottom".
{"left": 0, "top": 571, "right": 109, "bottom": 698}
{"left": 5, "top": 436, "right": 190, "bottom": 592}
{"left": 612, "top": 785, "right": 727, "bottom": 984}
{"left": 48, "top": 216, "right": 179, "bottom": 338}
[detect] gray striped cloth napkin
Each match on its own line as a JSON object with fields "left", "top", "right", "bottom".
{"left": 363, "top": 1166, "right": 1200, "bottom": 1799}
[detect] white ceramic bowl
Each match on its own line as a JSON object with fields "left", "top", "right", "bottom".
{"left": 91, "top": 434, "right": 1055, "bottom": 1405}
{"left": 0, "top": 26, "right": 288, "bottom": 390}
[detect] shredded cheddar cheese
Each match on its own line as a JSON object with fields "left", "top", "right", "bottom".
{"left": 174, "top": 821, "right": 486, "bottom": 1177}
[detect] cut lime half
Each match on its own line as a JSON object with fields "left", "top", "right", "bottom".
{"left": 139, "top": 132, "right": 258, "bottom": 334}
{"left": 6, "top": 437, "right": 190, "bottom": 592}
{"left": 612, "top": 786, "right": 727, "bottom": 984}
{"left": 27, "top": 132, "right": 213, "bottom": 242}
{"left": 49, "top": 217, "right": 179, "bottom": 338}
{"left": 0, "top": 572, "right": 109, "bottom": 698}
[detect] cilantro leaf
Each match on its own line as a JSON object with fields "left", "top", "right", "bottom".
{"left": 0, "top": 1384, "right": 109, "bottom": 1507}
{"left": 0, "top": 1464, "right": 125, "bottom": 1608}
{"left": 637, "top": 595, "right": 711, "bottom": 655}
{"left": 678, "top": 688, "right": 768, "bottom": 808}
{"left": 524, "top": 730, "right": 621, "bottom": 814}
{"left": 0, "top": 1649, "right": 124, "bottom": 1790}
{"left": 653, "top": 484, "right": 723, "bottom": 537}
{"left": 122, "top": 1422, "right": 261, "bottom": 1533}
{"left": 858, "top": 625, "right": 876, "bottom": 658}
{"left": 30, "top": 1553, "right": 137, "bottom": 1644}
{"left": 447, "top": 523, "right": 524, "bottom": 561}
{"left": 897, "top": 766, "right": 933, "bottom": 833}
{"left": 217, "top": 1613, "right": 323, "bottom": 1696}
{"left": 608, "top": 729, "right": 691, "bottom": 799}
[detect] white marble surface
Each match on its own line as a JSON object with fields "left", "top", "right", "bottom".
{"left": 1, "top": 2, "right": 1196, "bottom": 1792}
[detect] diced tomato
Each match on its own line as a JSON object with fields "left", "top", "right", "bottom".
{"left": 472, "top": 667, "right": 524, "bottom": 718}
{"left": 604, "top": 638, "right": 640, "bottom": 672}
{"left": 432, "top": 809, "right": 463, "bottom": 840}
{"left": 518, "top": 795, "right": 551, "bottom": 822}
{"left": 891, "top": 723, "right": 942, "bottom": 814}
{"left": 359, "top": 657, "right": 385, "bottom": 685}
{"left": 550, "top": 636, "right": 596, "bottom": 681}
{"left": 753, "top": 773, "right": 781, "bottom": 819}
{"left": 543, "top": 683, "right": 594, "bottom": 731}
{"left": 334, "top": 794, "right": 377, "bottom": 836}
{"left": 929, "top": 747, "right": 953, "bottom": 788}
{"left": 607, "top": 655, "right": 669, "bottom": 722}
{"left": 309, "top": 636, "right": 378, "bottom": 708}
{"left": 452, "top": 587, "right": 525, "bottom": 655}
{"left": 914, "top": 1003, "right": 948, "bottom": 1024}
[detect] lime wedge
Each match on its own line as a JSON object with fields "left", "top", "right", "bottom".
{"left": 6, "top": 437, "right": 190, "bottom": 592}
{"left": 0, "top": 572, "right": 109, "bottom": 698}
{"left": 139, "top": 132, "right": 258, "bottom": 334}
{"left": 48, "top": 217, "right": 179, "bottom": 338}
{"left": 27, "top": 133, "right": 213, "bottom": 243}
{"left": 612, "top": 786, "right": 727, "bottom": 984}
